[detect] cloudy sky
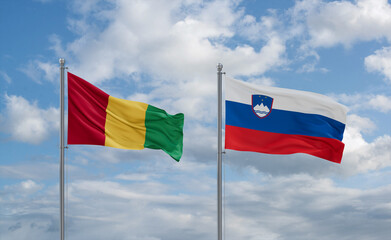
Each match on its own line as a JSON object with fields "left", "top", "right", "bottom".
{"left": 1, "top": 0, "right": 391, "bottom": 239}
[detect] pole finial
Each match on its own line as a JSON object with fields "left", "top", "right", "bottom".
{"left": 59, "top": 58, "right": 65, "bottom": 65}
{"left": 217, "top": 63, "right": 223, "bottom": 72}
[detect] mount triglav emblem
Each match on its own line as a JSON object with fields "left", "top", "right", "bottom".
{"left": 252, "top": 95, "right": 273, "bottom": 118}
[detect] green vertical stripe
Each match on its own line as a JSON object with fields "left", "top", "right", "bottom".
{"left": 144, "top": 105, "right": 184, "bottom": 161}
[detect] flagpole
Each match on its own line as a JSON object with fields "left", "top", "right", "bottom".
{"left": 217, "top": 63, "right": 223, "bottom": 240}
{"left": 59, "top": 58, "right": 65, "bottom": 240}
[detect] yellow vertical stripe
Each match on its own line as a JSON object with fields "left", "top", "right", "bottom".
{"left": 104, "top": 96, "right": 148, "bottom": 149}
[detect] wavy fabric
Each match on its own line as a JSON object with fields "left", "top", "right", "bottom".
{"left": 225, "top": 77, "right": 347, "bottom": 163}
{"left": 67, "top": 72, "right": 184, "bottom": 161}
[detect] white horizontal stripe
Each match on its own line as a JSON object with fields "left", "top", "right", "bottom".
{"left": 225, "top": 77, "right": 347, "bottom": 124}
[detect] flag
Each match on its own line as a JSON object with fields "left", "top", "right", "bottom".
{"left": 67, "top": 72, "right": 184, "bottom": 161}
{"left": 225, "top": 77, "right": 347, "bottom": 163}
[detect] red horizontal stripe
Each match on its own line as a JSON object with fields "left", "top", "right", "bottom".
{"left": 67, "top": 72, "right": 109, "bottom": 146}
{"left": 225, "top": 125, "right": 344, "bottom": 163}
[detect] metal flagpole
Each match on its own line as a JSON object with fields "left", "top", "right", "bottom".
{"left": 59, "top": 58, "right": 65, "bottom": 240}
{"left": 217, "top": 63, "right": 223, "bottom": 240}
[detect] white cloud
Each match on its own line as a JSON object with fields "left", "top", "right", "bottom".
{"left": 345, "top": 114, "right": 376, "bottom": 134}
{"left": 0, "top": 70, "right": 12, "bottom": 83}
{"left": 56, "top": 0, "right": 286, "bottom": 85}
{"left": 0, "top": 162, "right": 60, "bottom": 180}
{"left": 126, "top": 93, "right": 153, "bottom": 105}
{"left": 224, "top": 174, "right": 391, "bottom": 240}
{"left": 19, "top": 60, "right": 58, "bottom": 83}
{"left": 115, "top": 173, "right": 156, "bottom": 181}
{"left": 247, "top": 76, "right": 275, "bottom": 86}
{"left": 337, "top": 114, "right": 391, "bottom": 175}
{"left": 289, "top": 0, "right": 391, "bottom": 78}
{"left": 222, "top": 36, "right": 286, "bottom": 76}
{"left": 4, "top": 180, "right": 43, "bottom": 196}
{"left": 368, "top": 95, "right": 391, "bottom": 113}
{"left": 334, "top": 93, "right": 391, "bottom": 114}
{"left": 0, "top": 95, "right": 59, "bottom": 144}
{"left": 297, "top": 61, "right": 329, "bottom": 73}
{"left": 295, "top": 0, "right": 391, "bottom": 48}
{"left": 365, "top": 46, "right": 391, "bottom": 83}
{"left": 43, "top": 0, "right": 288, "bottom": 134}
{"left": 2, "top": 168, "right": 391, "bottom": 240}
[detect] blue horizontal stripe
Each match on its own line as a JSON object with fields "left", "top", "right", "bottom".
{"left": 226, "top": 100, "right": 345, "bottom": 141}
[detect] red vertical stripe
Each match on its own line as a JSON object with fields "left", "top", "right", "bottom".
{"left": 67, "top": 72, "right": 109, "bottom": 145}
{"left": 225, "top": 125, "right": 344, "bottom": 163}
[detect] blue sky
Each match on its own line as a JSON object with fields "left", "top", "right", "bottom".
{"left": 1, "top": 0, "right": 391, "bottom": 239}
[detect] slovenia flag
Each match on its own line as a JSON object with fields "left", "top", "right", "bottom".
{"left": 225, "top": 77, "right": 347, "bottom": 163}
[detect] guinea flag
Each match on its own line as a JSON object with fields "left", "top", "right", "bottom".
{"left": 67, "top": 72, "right": 184, "bottom": 161}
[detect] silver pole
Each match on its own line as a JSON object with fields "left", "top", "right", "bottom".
{"left": 59, "top": 58, "right": 65, "bottom": 240}
{"left": 217, "top": 63, "right": 223, "bottom": 240}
